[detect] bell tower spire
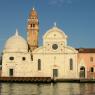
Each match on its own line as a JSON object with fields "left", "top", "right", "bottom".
{"left": 27, "top": 8, "right": 39, "bottom": 51}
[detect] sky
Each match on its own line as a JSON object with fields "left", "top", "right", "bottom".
{"left": 0, "top": 0, "right": 95, "bottom": 53}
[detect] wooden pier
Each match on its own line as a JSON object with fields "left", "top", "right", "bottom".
{"left": 0, "top": 77, "right": 52, "bottom": 83}
{"left": 0, "top": 77, "right": 95, "bottom": 83}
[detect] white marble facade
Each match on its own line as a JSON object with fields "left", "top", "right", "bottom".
{"left": 2, "top": 25, "right": 79, "bottom": 79}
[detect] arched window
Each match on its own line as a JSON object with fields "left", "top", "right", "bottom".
{"left": 38, "top": 59, "right": 41, "bottom": 70}
{"left": 91, "top": 67, "right": 94, "bottom": 72}
{"left": 90, "top": 57, "right": 93, "bottom": 62}
{"left": 70, "top": 58, "right": 73, "bottom": 70}
{"left": 22, "top": 57, "right": 26, "bottom": 61}
{"left": 31, "top": 24, "right": 35, "bottom": 27}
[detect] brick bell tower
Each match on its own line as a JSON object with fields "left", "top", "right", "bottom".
{"left": 27, "top": 8, "right": 39, "bottom": 51}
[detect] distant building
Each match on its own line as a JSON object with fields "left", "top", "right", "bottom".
{"left": 1, "top": 8, "right": 95, "bottom": 79}
{"left": 32, "top": 23, "right": 78, "bottom": 78}
{"left": 77, "top": 48, "right": 95, "bottom": 79}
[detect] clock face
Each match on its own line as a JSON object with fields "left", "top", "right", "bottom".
{"left": 52, "top": 44, "right": 58, "bottom": 50}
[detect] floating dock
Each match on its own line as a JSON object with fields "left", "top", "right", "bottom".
{"left": 0, "top": 77, "right": 95, "bottom": 83}
{"left": 0, "top": 77, "right": 52, "bottom": 83}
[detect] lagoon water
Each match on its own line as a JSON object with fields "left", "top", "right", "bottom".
{"left": 0, "top": 83, "right": 95, "bottom": 95}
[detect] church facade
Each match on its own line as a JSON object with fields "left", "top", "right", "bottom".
{"left": 1, "top": 8, "right": 95, "bottom": 79}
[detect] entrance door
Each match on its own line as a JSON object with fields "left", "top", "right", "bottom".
{"left": 9, "top": 69, "right": 13, "bottom": 77}
{"left": 53, "top": 69, "right": 58, "bottom": 78}
{"left": 80, "top": 66, "right": 85, "bottom": 78}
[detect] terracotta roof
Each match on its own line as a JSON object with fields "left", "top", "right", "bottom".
{"left": 76, "top": 48, "right": 95, "bottom": 53}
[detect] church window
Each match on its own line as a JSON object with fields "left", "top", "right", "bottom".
{"left": 22, "top": 57, "right": 26, "bottom": 61}
{"left": 90, "top": 57, "right": 93, "bottom": 62}
{"left": 70, "top": 58, "right": 73, "bottom": 70}
{"left": 38, "top": 59, "right": 41, "bottom": 70}
{"left": 33, "top": 24, "right": 35, "bottom": 27}
{"left": 31, "top": 24, "right": 35, "bottom": 27}
{"left": 91, "top": 67, "right": 94, "bottom": 72}
{"left": 31, "top": 55, "right": 33, "bottom": 61}
{"left": 9, "top": 57, "right": 14, "bottom": 60}
{"left": 52, "top": 44, "right": 58, "bottom": 50}
{"left": 54, "top": 34, "right": 56, "bottom": 36}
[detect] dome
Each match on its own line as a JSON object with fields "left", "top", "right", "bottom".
{"left": 4, "top": 29, "right": 28, "bottom": 53}
{"left": 43, "top": 23, "right": 67, "bottom": 39}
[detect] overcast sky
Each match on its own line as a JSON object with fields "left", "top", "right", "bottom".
{"left": 0, "top": 0, "right": 95, "bottom": 53}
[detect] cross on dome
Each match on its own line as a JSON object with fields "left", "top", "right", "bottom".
{"left": 54, "top": 22, "right": 57, "bottom": 27}
{"left": 33, "top": 7, "right": 35, "bottom": 10}
{"left": 15, "top": 28, "right": 19, "bottom": 36}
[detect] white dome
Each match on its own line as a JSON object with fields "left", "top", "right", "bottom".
{"left": 4, "top": 29, "right": 28, "bottom": 53}
{"left": 43, "top": 23, "right": 67, "bottom": 39}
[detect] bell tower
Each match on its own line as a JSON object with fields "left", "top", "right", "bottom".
{"left": 27, "top": 8, "right": 39, "bottom": 51}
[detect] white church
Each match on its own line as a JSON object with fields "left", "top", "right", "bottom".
{"left": 1, "top": 8, "right": 79, "bottom": 79}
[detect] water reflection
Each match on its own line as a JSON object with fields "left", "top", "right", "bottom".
{"left": 0, "top": 83, "right": 95, "bottom": 95}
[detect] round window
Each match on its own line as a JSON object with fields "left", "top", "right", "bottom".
{"left": 52, "top": 44, "right": 58, "bottom": 50}
{"left": 22, "top": 57, "right": 26, "bottom": 61}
